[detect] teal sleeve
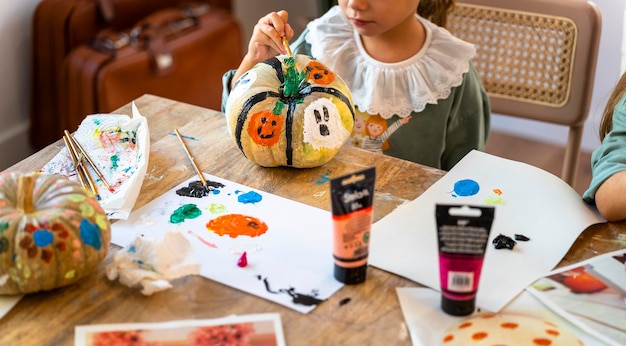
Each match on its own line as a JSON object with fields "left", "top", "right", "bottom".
{"left": 221, "top": 69, "right": 237, "bottom": 113}
{"left": 583, "top": 94, "right": 626, "bottom": 203}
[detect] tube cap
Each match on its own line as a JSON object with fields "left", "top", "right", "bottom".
{"left": 334, "top": 264, "right": 367, "bottom": 284}
{"left": 441, "top": 296, "right": 475, "bottom": 316}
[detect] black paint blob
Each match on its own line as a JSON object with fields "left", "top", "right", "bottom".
{"left": 492, "top": 234, "right": 516, "bottom": 250}
{"left": 175, "top": 180, "right": 225, "bottom": 198}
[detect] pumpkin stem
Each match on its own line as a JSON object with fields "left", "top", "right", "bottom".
{"left": 17, "top": 175, "right": 36, "bottom": 214}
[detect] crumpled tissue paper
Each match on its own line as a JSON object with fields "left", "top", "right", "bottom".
{"left": 106, "top": 230, "right": 200, "bottom": 295}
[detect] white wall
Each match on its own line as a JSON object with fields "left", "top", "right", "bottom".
{"left": 0, "top": 1, "right": 40, "bottom": 170}
{"left": 233, "top": 0, "right": 320, "bottom": 49}
{"left": 0, "top": 0, "right": 623, "bottom": 170}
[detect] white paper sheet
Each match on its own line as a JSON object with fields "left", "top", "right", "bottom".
{"left": 0, "top": 295, "right": 22, "bottom": 321}
{"left": 370, "top": 150, "right": 603, "bottom": 312}
{"left": 40, "top": 102, "right": 149, "bottom": 219}
{"left": 396, "top": 287, "right": 604, "bottom": 346}
{"left": 111, "top": 174, "right": 343, "bottom": 313}
{"left": 527, "top": 249, "right": 626, "bottom": 346}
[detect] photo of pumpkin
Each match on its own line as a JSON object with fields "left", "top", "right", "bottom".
{"left": 225, "top": 54, "right": 355, "bottom": 168}
{"left": 0, "top": 172, "right": 111, "bottom": 295}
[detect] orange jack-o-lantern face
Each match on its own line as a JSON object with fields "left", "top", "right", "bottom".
{"left": 306, "top": 61, "right": 335, "bottom": 85}
{"left": 247, "top": 110, "right": 284, "bottom": 146}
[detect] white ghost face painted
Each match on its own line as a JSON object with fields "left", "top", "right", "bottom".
{"left": 302, "top": 98, "right": 351, "bottom": 150}
{"left": 227, "top": 70, "right": 257, "bottom": 110}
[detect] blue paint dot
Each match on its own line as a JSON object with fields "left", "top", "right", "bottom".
{"left": 212, "top": 189, "right": 221, "bottom": 195}
{"left": 79, "top": 219, "right": 102, "bottom": 250}
{"left": 237, "top": 191, "right": 263, "bottom": 204}
{"left": 33, "top": 230, "right": 54, "bottom": 247}
{"left": 453, "top": 179, "right": 480, "bottom": 196}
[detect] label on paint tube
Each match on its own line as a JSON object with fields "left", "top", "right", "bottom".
{"left": 436, "top": 204, "right": 495, "bottom": 316}
{"left": 331, "top": 167, "right": 375, "bottom": 284}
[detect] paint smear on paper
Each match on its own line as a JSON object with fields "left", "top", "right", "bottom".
{"left": 206, "top": 214, "right": 268, "bottom": 238}
{"left": 187, "top": 230, "right": 217, "bottom": 248}
{"left": 258, "top": 275, "right": 324, "bottom": 306}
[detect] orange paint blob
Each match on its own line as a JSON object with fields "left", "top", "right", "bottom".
{"left": 501, "top": 322, "right": 519, "bottom": 329}
{"left": 545, "top": 329, "right": 560, "bottom": 336}
{"left": 459, "top": 322, "right": 473, "bottom": 329}
{"left": 207, "top": 214, "right": 268, "bottom": 238}
{"left": 471, "top": 332, "right": 488, "bottom": 341}
{"left": 533, "top": 338, "right": 553, "bottom": 345}
{"left": 442, "top": 334, "right": 454, "bottom": 343}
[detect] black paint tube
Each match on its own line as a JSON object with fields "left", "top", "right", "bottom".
{"left": 435, "top": 204, "right": 495, "bottom": 316}
{"left": 330, "top": 167, "right": 376, "bottom": 284}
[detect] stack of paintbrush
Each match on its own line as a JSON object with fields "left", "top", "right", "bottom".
{"left": 62, "top": 130, "right": 114, "bottom": 200}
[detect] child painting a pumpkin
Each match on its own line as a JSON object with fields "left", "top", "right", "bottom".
{"left": 222, "top": 0, "right": 490, "bottom": 171}
{"left": 583, "top": 72, "right": 626, "bottom": 221}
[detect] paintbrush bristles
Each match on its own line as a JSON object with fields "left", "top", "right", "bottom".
{"left": 175, "top": 128, "right": 208, "bottom": 187}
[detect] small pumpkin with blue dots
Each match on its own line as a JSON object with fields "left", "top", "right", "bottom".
{"left": 225, "top": 54, "right": 355, "bottom": 168}
{"left": 0, "top": 172, "right": 111, "bottom": 294}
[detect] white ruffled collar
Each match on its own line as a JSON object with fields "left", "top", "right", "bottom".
{"left": 305, "top": 6, "right": 476, "bottom": 119}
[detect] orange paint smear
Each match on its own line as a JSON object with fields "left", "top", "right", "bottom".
{"left": 206, "top": 214, "right": 268, "bottom": 238}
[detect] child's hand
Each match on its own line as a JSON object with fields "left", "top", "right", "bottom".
{"left": 231, "top": 10, "right": 294, "bottom": 90}
{"left": 247, "top": 10, "right": 294, "bottom": 62}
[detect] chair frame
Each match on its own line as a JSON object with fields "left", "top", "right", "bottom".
{"left": 447, "top": 0, "right": 602, "bottom": 186}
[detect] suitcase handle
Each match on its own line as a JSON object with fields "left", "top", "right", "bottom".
{"left": 130, "top": 3, "right": 211, "bottom": 74}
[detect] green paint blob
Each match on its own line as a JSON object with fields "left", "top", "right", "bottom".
{"left": 110, "top": 155, "right": 120, "bottom": 169}
{"left": 0, "top": 221, "right": 8, "bottom": 233}
{"left": 170, "top": 204, "right": 202, "bottom": 223}
{"left": 484, "top": 196, "right": 505, "bottom": 205}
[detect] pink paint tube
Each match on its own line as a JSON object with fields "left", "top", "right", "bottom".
{"left": 330, "top": 167, "right": 375, "bottom": 284}
{"left": 435, "top": 204, "right": 495, "bottom": 316}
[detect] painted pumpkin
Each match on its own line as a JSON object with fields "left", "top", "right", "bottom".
{"left": 0, "top": 172, "right": 111, "bottom": 295}
{"left": 225, "top": 54, "right": 355, "bottom": 168}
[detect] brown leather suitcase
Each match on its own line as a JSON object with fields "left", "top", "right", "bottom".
{"left": 59, "top": 4, "right": 242, "bottom": 135}
{"left": 30, "top": 0, "right": 233, "bottom": 149}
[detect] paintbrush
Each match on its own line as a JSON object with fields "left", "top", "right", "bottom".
{"left": 174, "top": 128, "right": 208, "bottom": 188}
{"left": 65, "top": 130, "right": 115, "bottom": 193}
{"left": 64, "top": 132, "right": 100, "bottom": 200}
{"left": 281, "top": 36, "right": 293, "bottom": 57}
{"left": 63, "top": 133, "right": 100, "bottom": 200}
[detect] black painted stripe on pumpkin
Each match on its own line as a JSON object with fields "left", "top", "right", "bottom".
{"left": 235, "top": 91, "right": 281, "bottom": 154}
{"left": 266, "top": 57, "right": 285, "bottom": 84}
{"left": 310, "top": 87, "right": 356, "bottom": 120}
{"left": 285, "top": 101, "right": 297, "bottom": 166}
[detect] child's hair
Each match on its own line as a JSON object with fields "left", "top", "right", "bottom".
{"left": 599, "top": 72, "right": 626, "bottom": 141}
{"left": 418, "top": 0, "right": 456, "bottom": 28}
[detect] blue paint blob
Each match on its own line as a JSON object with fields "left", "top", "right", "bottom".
{"left": 212, "top": 189, "right": 221, "bottom": 195}
{"left": 33, "top": 230, "right": 54, "bottom": 247}
{"left": 237, "top": 191, "right": 263, "bottom": 204}
{"left": 453, "top": 179, "right": 480, "bottom": 197}
{"left": 80, "top": 219, "right": 103, "bottom": 250}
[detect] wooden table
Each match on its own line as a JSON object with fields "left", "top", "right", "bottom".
{"left": 2, "top": 94, "right": 625, "bottom": 345}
